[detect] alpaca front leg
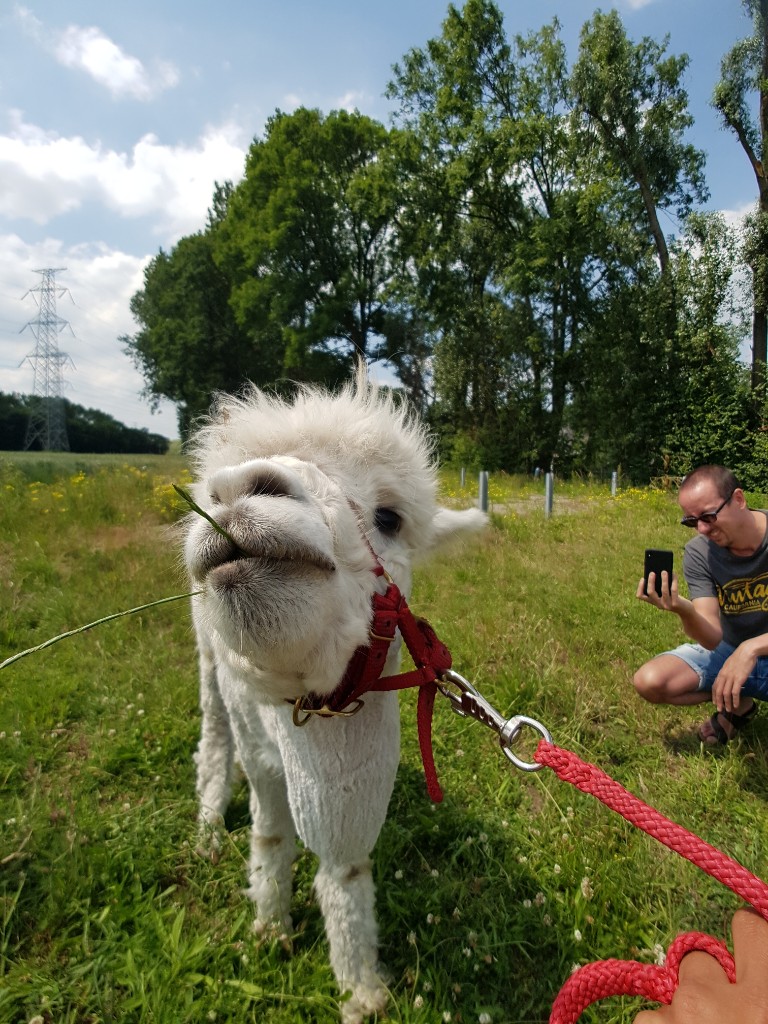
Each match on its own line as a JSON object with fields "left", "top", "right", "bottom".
{"left": 314, "top": 861, "right": 389, "bottom": 1024}
{"left": 245, "top": 765, "right": 296, "bottom": 938}
{"left": 235, "top": 707, "right": 297, "bottom": 937}
{"left": 265, "top": 693, "right": 401, "bottom": 1022}
{"left": 193, "top": 643, "right": 235, "bottom": 858}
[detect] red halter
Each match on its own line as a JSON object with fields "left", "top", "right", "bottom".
{"left": 290, "top": 560, "right": 452, "bottom": 802}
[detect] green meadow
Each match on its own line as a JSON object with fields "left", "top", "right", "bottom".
{"left": 1, "top": 455, "right": 767, "bottom": 1024}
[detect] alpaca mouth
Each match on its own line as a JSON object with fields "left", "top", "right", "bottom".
{"left": 206, "top": 542, "right": 336, "bottom": 579}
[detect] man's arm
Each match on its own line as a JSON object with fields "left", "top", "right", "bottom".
{"left": 712, "top": 630, "right": 768, "bottom": 713}
{"left": 636, "top": 577, "right": 723, "bottom": 650}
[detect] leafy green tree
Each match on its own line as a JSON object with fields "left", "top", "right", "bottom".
{"left": 123, "top": 220, "right": 272, "bottom": 438}
{"left": 388, "top": 1, "right": 707, "bottom": 474}
{"left": 215, "top": 108, "right": 401, "bottom": 385}
{"left": 571, "top": 10, "right": 708, "bottom": 276}
{"left": 388, "top": 2, "right": 597, "bottom": 469}
{"left": 569, "top": 215, "right": 749, "bottom": 480}
{"left": 713, "top": 0, "right": 768, "bottom": 400}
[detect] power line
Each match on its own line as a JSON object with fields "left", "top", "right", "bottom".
{"left": 20, "top": 268, "right": 76, "bottom": 451}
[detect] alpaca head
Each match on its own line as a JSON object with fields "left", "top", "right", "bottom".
{"left": 184, "top": 371, "right": 486, "bottom": 702}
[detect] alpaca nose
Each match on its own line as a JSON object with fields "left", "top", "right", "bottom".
{"left": 208, "top": 459, "right": 309, "bottom": 505}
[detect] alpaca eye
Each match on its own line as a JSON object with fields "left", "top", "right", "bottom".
{"left": 374, "top": 507, "right": 401, "bottom": 535}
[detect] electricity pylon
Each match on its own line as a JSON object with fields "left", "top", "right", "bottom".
{"left": 20, "top": 268, "right": 75, "bottom": 451}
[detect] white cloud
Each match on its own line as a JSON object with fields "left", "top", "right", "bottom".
{"left": 14, "top": 6, "right": 179, "bottom": 101}
{"left": 720, "top": 199, "right": 756, "bottom": 228}
{"left": 0, "top": 111, "right": 247, "bottom": 240}
{"left": 336, "top": 90, "right": 368, "bottom": 112}
{"left": 54, "top": 25, "right": 179, "bottom": 100}
{"left": 0, "top": 234, "right": 178, "bottom": 436}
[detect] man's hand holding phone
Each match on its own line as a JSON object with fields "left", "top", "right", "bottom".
{"left": 638, "top": 548, "right": 676, "bottom": 609}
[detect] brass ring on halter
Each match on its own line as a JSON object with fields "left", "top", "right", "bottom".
{"left": 291, "top": 697, "right": 365, "bottom": 727}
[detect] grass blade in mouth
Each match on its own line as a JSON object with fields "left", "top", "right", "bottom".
{"left": 172, "top": 484, "right": 241, "bottom": 548}
{"left": 0, "top": 591, "right": 201, "bottom": 670}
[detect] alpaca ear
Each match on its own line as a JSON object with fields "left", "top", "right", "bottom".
{"left": 427, "top": 507, "right": 488, "bottom": 552}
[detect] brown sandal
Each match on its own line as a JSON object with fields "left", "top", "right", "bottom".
{"left": 699, "top": 702, "right": 758, "bottom": 746}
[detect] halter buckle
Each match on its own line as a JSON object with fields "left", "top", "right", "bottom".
{"left": 291, "top": 696, "right": 365, "bottom": 727}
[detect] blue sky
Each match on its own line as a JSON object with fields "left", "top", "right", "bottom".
{"left": 0, "top": 0, "right": 758, "bottom": 440}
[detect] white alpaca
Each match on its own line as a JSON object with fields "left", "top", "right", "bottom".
{"left": 183, "top": 371, "right": 486, "bottom": 1023}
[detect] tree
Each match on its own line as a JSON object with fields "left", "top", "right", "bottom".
{"left": 571, "top": 9, "right": 708, "bottom": 276}
{"left": 388, "top": 2, "right": 599, "bottom": 468}
{"left": 388, "top": 0, "right": 707, "bottom": 473}
{"left": 0, "top": 392, "right": 169, "bottom": 453}
{"left": 123, "top": 219, "right": 273, "bottom": 438}
{"left": 215, "top": 108, "right": 402, "bottom": 384}
{"left": 713, "top": 0, "right": 768, "bottom": 401}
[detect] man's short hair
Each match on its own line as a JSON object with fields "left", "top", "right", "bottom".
{"left": 680, "top": 464, "right": 740, "bottom": 499}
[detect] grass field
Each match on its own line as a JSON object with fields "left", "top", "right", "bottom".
{"left": 1, "top": 454, "right": 767, "bottom": 1024}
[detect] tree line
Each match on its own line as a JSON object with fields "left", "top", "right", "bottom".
{"left": 0, "top": 393, "right": 169, "bottom": 455}
{"left": 123, "top": 0, "right": 768, "bottom": 486}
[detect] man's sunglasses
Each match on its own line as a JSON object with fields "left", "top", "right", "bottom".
{"left": 680, "top": 490, "right": 735, "bottom": 529}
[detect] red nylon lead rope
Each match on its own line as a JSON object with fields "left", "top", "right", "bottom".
{"left": 533, "top": 740, "right": 768, "bottom": 1022}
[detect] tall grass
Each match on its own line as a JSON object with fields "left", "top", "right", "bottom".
{"left": 1, "top": 457, "right": 767, "bottom": 1024}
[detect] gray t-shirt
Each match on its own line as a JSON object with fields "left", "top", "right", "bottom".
{"left": 683, "top": 510, "right": 768, "bottom": 647}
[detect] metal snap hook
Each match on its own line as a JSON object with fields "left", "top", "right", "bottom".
{"left": 499, "top": 715, "right": 552, "bottom": 772}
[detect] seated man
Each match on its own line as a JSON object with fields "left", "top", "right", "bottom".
{"left": 633, "top": 464, "right": 768, "bottom": 745}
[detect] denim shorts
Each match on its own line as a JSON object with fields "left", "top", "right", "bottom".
{"left": 666, "top": 641, "right": 768, "bottom": 699}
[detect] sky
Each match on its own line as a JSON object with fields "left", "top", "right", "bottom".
{"left": 0, "top": 0, "right": 759, "bottom": 442}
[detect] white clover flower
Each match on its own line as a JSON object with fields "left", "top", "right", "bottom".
{"left": 408, "top": 931, "right": 417, "bottom": 945}
{"left": 414, "top": 995, "right": 424, "bottom": 1008}
{"left": 443, "top": 1013, "right": 452, "bottom": 1022}
{"left": 574, "top": 929, "right": 582, "bottom": 942}
{"left": 523, "top": 898, "right": 532, "bottom": 908}
{"left": 395, "top": 869, "right": 404, "bottom": 880}
{"left": 456, "top": 748, "right": 465, "bottom": 757}
{"left": 543, "top": 914, "right": 552, "bottom": 926}
{"left": 479, "top": 1013, "right": 492, "bottom": 1023}
{"left": 431, "top": 868, "right": 439, "bottom": 878}
{"left": 653, "top": 944, "right": 666, "bottom": 965}
{"left": 479, "top": 832, "right": 488, "bottom": 843}
{"left": 553, "top": 863, "right": 561, "bottom": 874}
{"left": 427, "top": 913, "right": 435, "bottom": 924}
{"left": 534, "top": 892, "right": 546, "bottom": 906}
{"left": 580, "top": 876, "right": 594, "bottom": 900}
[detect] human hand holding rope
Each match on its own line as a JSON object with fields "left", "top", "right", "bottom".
{"left": 633, "top": 909, "right": 768, "bottom": 1023}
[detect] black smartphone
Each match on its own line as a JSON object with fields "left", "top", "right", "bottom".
{"left": 643, "top": 548, "right": 674, "bottom": 596}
